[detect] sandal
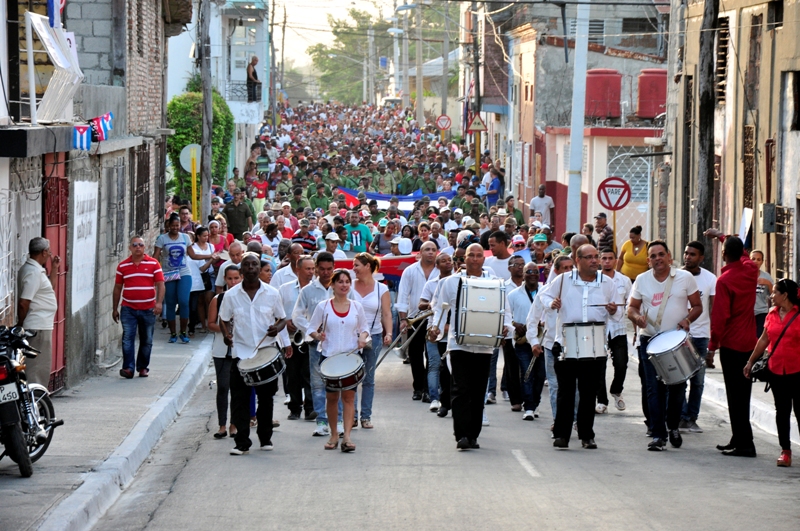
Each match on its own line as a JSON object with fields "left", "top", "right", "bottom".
{"left": 361, "top": 419, "right": 373, "bottom": 429}
{"left": 214, "top": 429, "right": 227, "bottom": 439}
{"left": 324, "top": 439, "right": 339, "bottom": 450}
{"left": 341, "top": 441, "right": 356, "bottom": 453}
{"left": 250, "top": 418, "right": 258, "bottom": 428}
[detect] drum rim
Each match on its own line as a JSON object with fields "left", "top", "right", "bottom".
{"left": 456, "top": 277, "right": 506, "bottom": 347}
{"left": 562, "top": 321, "right": 606, "bottom": 328}
{"left": 238, "top": 347, "right": 282, "bottom": 371}
{"left": 320, "top": 352, "right": 365, "bottom": 379}
{"left": 646, "top": 329, "right": 689, "bottom": 354}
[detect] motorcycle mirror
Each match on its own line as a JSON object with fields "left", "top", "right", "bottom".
{"left": 10, "top": 326, "right": 25, "bottom": 338}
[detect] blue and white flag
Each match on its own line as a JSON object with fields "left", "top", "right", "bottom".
{"left": 73, "top": 125, "right": 91, "bottom": 151}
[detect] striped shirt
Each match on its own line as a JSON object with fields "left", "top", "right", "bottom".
{"left": 116, "top": 255, "right": 165, "bottom": 310}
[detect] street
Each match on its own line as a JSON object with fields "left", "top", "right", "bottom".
{"left": 94, "top": 355, "right": 800, "bottom": 531}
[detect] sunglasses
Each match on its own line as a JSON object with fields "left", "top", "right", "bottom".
{"left": 524, "top": 269, "right": 537, "bottom": 275}
{"left": 514, "top": 243, "right": 525, "bottom": 248}
{"left": 131, "top": 242, "right": 145, "bottom": 248}
{"left": 453, "top": 256, "right": 465, "bottom": 262}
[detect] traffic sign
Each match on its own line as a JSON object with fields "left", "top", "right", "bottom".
{"left": 467, "top": 114, "right": 487, "bottom": 133}
{"left": 436, "top": 114, "right": 452, "bottom": 130}
{"left": 597, "top": 177, "right": 631, "bottom": 211}
{"left": 180, "top": 144, "right": 202, "bottom": 173}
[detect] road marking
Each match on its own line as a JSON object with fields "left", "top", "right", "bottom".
{"left": 512, "top": 449, "right": 541, "bottom": 478}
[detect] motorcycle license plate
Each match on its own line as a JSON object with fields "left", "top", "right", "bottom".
{"left": 0, "top": 384, "right": 19, "bottom": 404}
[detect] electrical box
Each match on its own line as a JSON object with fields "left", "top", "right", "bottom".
{"left": 759, "top": 203, "right": 777, "bottom": 233}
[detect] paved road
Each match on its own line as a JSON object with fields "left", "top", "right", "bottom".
{"left": 95, "top": 355, "right": 800, "bottom": 530}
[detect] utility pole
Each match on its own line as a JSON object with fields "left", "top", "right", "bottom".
{"left": 270, "top": 1, "right": 278, "bottom": 134}
{"left": 565, "top": 0, "right": 591, "bottom": 233}
{"left": 368, "top": 27, "right": 375, "bottom": 104}
{"left": 441, "top": 0, "right": 449, "bottom": 122}
{"left": 280, "top": 5, "right": 287, "bottom": 90}
{"left": 362, "top": 55, "right": 368, "bottom": 103}
{"left": 697, "top": 0, "right": 719, "bottom": 263}
{"left": 472, "top": 1, "right": 481, "bottom": 173}
{"left": 415, "top": 5, "right": 424, "bottom": 124}
{"left": 392, "top": 2, "right": 400, "bottom": 98}
{"left": 402, "top": 9, "right": 410, "bottom": 108}
{"left": 200, "top": 0, "right": 212, "bottom": 218}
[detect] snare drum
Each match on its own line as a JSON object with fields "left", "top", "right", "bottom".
{"left": 646, "top": 329, "right": 702, "bottom": 385}
{"left": 320, "top": 352, "right": 365, "bottom": 392}
{"left": 237, "top": 346, "right": 285, "bottom": 386}
{"left": 561, "top": 322, "right": 606, "bottom": 359}
{"left": 456, "top": 277, "right": 506, "bottom": 348}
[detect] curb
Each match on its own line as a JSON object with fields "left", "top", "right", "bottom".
{"left": 38, "top": 335, "right": 214, "bottom": 531}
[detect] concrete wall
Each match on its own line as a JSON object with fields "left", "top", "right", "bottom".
{"left": 65, "top": 0, "right": 115, "bottom": 85}
{"left": 74, "top": 85, "right": 128, "bottom": 139}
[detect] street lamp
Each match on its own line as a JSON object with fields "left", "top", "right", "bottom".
{"left": 328, "top": 53, "right": 368, "bottom": 103}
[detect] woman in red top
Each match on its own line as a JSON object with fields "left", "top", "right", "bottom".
{"left": 251, "top": 173, "right": 269, "bottom": 214}
{"left": 745, "top": 278, "right": 800, "bottom": 467}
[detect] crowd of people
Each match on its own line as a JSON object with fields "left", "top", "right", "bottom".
{"left": 109, "top": 101, "right": 798, "bottom": 465}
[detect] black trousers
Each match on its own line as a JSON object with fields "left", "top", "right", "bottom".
{"left": 597, "top": 333, "right": 629, "bottom": 405}
{"left": 450, "top": 350, "right": 491, "bottom": 441}
{"left": 502, "top": 341, "right": 523, "bottom": 405}
{"left": 230, "top": 359, "right": 277, "bottom": 450}
{"left": 720, "top": 347, "right": 755, "bottom": 451}
{"left": 287, "top": 342, "right": 313, "bottom": 416}
{"left": 437, "top": 343, "right": 451, "bottom": 409}
{"left": 770, "top": 371, "right": 800, "bottom": 450}
{"left": 554, "top": 357, "right": 605, "bottom": 442}
{"left": 408, "top": 320, "right": 428, "bottom": 393}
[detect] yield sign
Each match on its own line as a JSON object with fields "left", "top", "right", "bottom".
{"left": 597, "top": 176, "right": 631, "bottom": 211}
{"left": 436, "top": 114, "right": 452, "bottom": 130}
{"left": 467, "top": 114, "right": 487, "bottom": 133}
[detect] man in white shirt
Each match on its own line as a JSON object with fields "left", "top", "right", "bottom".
{"left": 429, "top": 243, "right": 512, "bottom": 450}
{"left": 484, "top": 231, "right": 512, "bottom": 281}
{"left": 679, "top": 241, "right": 716, "bottom": 434}
{"left": 539, "top": 244, "right": 621, "bottom": 450}
{"left": 420, "top": 253, "right": 454, "bottom": 415}
{"left": 219, "top": 253, "right": 289, "bottom": 455}
{"left": 530, "top": 184, "right": 555, "bottom": 227}
{"left": 324, "top": 232, "right": 348, "bottom": 259}
{"left": 595, "top": 248, "right": 632, "bottom": 414}
{"left": 215, "top": 241, "right": 245, "bottom": 293}
{"left": 628, "top": 240, "right": 702, "bottom": 452}
{"left": 270, "top": 242, "right": 303, "bottom": 288}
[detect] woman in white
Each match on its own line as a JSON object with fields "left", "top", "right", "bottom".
{"left": 352, "top": 253, "right": 393, "bottom": 429}
{"left": 188, "top": 226, "right": 219, "bottom": 334}
{"left": 308, "top": 270, "right": 369, "bottom": 452}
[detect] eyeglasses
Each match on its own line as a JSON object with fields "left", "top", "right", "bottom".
{"left": 509, "top": 263, "right": 524, "bottom": 268}
{"left": 513, "top": 243, "right": 525, "bottom": 249}
{"left": 524, "top": 269, "right": 537, "bottom": 275}
{"left": 131, "top": 243, "right": 145, "bottom": 248}
{"left": 453, "top": 256, "right": 465, "bottom": 262}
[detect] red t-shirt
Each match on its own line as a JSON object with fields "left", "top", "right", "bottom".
{"left": 281, "top": 226, "right": 295, "bottom": 239}
{"left": 115, "top": 255, "right": 165, "bottom": 310}
{"left": 253, "top": 180, "right": 269, "bottom": 199}
{"left": 765, "top": 306, "right": 800, "bottom": 375}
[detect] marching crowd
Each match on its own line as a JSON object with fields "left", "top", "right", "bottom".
{"left": 105, "top": 101, "right": 799, "bottom": 465}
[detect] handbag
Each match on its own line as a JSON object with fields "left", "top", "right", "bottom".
{"left": 750, "top": 310, "right": 800, "bottom": 389}
{"left": 163, "top": 269, "right": 181, "bottom": 283}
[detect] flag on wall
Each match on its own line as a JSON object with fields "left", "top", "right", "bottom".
{"left": 89, "top": 116, "right": 106, "bottom": 142}
{"left": 73, "top": 125, "right": 91, "bottom": 151}
{"left": 102, "top": 112, "right": 114, "bottom": 135}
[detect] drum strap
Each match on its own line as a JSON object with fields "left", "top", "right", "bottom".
{"left": 454, "top": 277, "right": 463, "bottom": 338}
{"left": 652, "top": 271, "right": 675, "bottom": 331}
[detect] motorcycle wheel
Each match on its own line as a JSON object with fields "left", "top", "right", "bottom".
{"left": 28, "top": 387, "right": 54, "bottom": 463}
{"left": 6, "top": 423, "right": 32, "bottom": 477}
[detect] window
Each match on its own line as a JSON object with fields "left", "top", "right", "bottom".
{"left": 788, "top": 72, "right": 800, "bottom": 131}
{"left": 715, "top": 18, "right": 730, "bottom": 106}
{"left": 607, "top": 145, "right": 651, "bottom": 203}
{"left": 621, "top": 18, "right": 654, "bottom": 34}
{"left": 563, "top": 143, "right": 588, "bottom": 174}
{"left": 768, "top": 0, "right": 784, "bottom": 30}
{"left": 569, "top": 20, "right": 605, "bottom": 45}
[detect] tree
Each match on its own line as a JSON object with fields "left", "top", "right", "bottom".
{"left": 165, "top": 82, "right": 234, "bottom": 200}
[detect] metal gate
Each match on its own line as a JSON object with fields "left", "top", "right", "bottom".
{"left": 43, "top": 153, "right": 68, "bottom": 392}
{"left": 606, "top": 145, "right": 653, "bottom": 241}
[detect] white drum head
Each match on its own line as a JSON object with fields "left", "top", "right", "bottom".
{"left": 647, "top": 330, "right": 687, "bottom": 355}
{"left": 321, "top": 353, "right": 363, "bottom": 377}
{"left": 239, "top": 346, "right": 281, "bottom": 370}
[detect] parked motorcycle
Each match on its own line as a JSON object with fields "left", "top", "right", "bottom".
{"left": 0, "top": 325, "right": 63, "bottom": 477}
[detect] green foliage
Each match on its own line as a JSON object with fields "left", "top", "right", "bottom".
{"left": 185, "top": 72, "right": 202, "bottom": 93}
{"left": 166, "top": 91, "right": 235, "bottom": 199}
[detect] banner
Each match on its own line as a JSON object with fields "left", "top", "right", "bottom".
{"left": 338, "top": 186, "right": 457, "bottom": 214}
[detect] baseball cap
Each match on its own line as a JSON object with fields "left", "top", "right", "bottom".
{"left": 299, "top": 219, "right": 310, "bottom": 227}
{"left": 480, "top": 163, "right": 489, "bottom": 170}
{"left": 338, "top": 194, "right": 345, "bottom": 200}
{"left": 421, "top": 196, "right": 431, "bottom": 202}
{"left": 325, "top": 232, "right": 341, "bottom": 242}
{"left": 281, "top": 201, "right": 291, "bottom": 208}
{"left": 357, "top": 191, "right": 367, "bottom": 199}
{"left": 470, "top": 198, "right": 480, "bottom": 205}
{"left": 233, "top": 188, "right": 243, "bottom": 194}
{"left": 512, "top": 235, "right": 525, "bottom": 245}
{"left": 439, "top": 205, "right": 451, "bottom": 213}
{"left": 293, "top": 187, "right": 303, "bottom": 195}
{"left": 398, "top": 238, "right": 413, "bottom": 255}
{"left": 505, "top": 195, "right": 515, "bottom": 203}
{"left": 462, "top": 216, "right": 473, "bottom": 225}
{"left": 379, "top": 218, "right": 389, "bottom": 227}
{"left": 211, "top": 197, "right": 221, "bottom": 203}
{"left": 428, "top": 213, "right": 438, "bottom": 220}
{"left": 497, "top": 208, "right": 508, "bottom": 216}
{"left": 594, "top": 212, "right": 607, "bottom": 219}
{"left": 453, "top": 208, "right": 463, "bottom": 214}
{"left": 271, "top": 202, "right": 282, "bottom": 210}
{"left": 533, "top": 233, "right": 548, "bottom": 243}
{"left": 390, "top": 235, "right": 402, "bottom": 244}
{"left": 338, "top": 208, "right": 348, "bottom": 217}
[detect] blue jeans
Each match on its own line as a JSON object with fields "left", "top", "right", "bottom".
{"left": 515, "top": 343, "right": 545, "bottom": 411}
{"left": 426, "top": 340, "right": 443, "bottom": 401}
{"left": 120, "top": 306, "right": 156, "bottom": 372}
{"left": 308, "top": 342, "right": 342, "bottom": 424}
{"left": 638, "top": 336, "right": 687, "bottom": 439}
{"left": 544, "top": 347, "right": 559, "bottom": 416}
{"left": 681, "top": 337, "right": 708, "bottom": 421}
{"left": 358, "top": 333, "right": 382, "bottom": 420}
{"left": 164, "top": 275, "right": 191, "bottom": 321}
{"left": 488, "top": 347, "right": 499, "bottom": 395}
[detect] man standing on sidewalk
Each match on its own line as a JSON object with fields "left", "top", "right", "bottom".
{"left": 705, "top": 229, "right": 759, "bottom": 457}
{"left": 16, "top": 237, "right": 60, "bottom": 386}
{"left": 112, "top": 236, "right": 165, "bottom": 379}
{"left": 680, "top": 241, "right": 716, "bottom": 434}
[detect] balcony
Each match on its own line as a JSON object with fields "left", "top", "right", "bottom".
{"left": 226, "top": 81, "right": 262, "bottom": 103}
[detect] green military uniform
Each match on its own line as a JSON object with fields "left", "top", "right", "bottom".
{"left": 275, "top": 179, "right": 294, "bottom": 197}
{"left": 449, "top": 194, "right": 467, "bottom": 209}
{"left": 416, "top": 178, "right": 437, "bottom": 195}
{"left": 509, "top": 207, "right": 525, "bottom": 226}
{"left": 309, "top": 193, "right": 331, "bottom": 212}
{"left": 370, "top": 211, "right": 386, "bottom": 225}
{"left": 290, "top": 196, "right": 311, "bottom": 212}
{"left": 307, "top": 183, "right": 331, "bottom": 200}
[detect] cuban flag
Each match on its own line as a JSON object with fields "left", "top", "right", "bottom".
{"left": 72, "top": 125, "right": 91, "bottom": 151}
{"left": 102, "top": 112, "right": 114, "bottom": 136}
{"left": 338, "top": 186, "right": 457, "bottom": 215}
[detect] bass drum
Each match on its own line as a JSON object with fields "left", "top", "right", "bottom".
{"left": 456, "top": 277, "right": 506, "bottom": 348}
{"left": 237, "top": 346, "right": 285, "bottom": 386}
{"left": 320, "top": 352, "right": 365, "bottom": 392}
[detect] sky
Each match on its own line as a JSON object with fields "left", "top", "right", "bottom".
{"left": 274, "top": 0, "right": 396, "bottom": 68}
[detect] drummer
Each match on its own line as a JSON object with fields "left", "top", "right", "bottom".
{"left": 218, "top": 252, "right": 290, "bottom": 456}
{"left": 628, "top": 240, "right": 701, "bottom": 452}
{"left": 538, "top": 244, "right": 621, "bottom": 450}
{"left": 308, "top": 269, "right": 370, "bottom": 452}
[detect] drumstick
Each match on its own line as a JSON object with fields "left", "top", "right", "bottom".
{"left": 588, "top": 303, "right": 627, "bottom": 308}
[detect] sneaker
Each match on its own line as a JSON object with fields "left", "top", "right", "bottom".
{"left": 179, "top": 332, "right": 190, "bottom": 344}
{"left": 611, "top": 393, "right": 626, "bottom": 411}
{"left": 686, "top": 420, "right": 703, "bottom": 433}
{"left": 259, "top": 442, "right": 274, "bottom": 451}
{"left": 669, "top": 429, "right": 683, "bottom": 448}
{"left": 312, "top": 422, "right": 329, "bottom": 437}
{"left": 230, "top": 446, "right": 249, "bottom": 455}
{"left": 678, "top": 419, "right": 691, "bottom": 433}
{"left": 522, "top": 410, "right": 534, "bottom": 421}
{"left": 502, "top": 391, "right": 510, "bottom": 401}
{"left": 581, "top": 438, "right": 598, "bottom": 449}
{"left": 429, "top": 400, "right": 441, "bottom": 412}
{"left": 482, "top": 413, "right": 490, "bottom": 426}
{"left": 533, "top": 408, "right": 539, "bottom": 418}
{"left": 595, "top": 403, "right": 608, "bottom": 414}
{"left": 283, "top": 394, "right": 291, "bottom": 405}
{"left": 337, "top": 422, "right": 344, "bottom": 436}
{"left": 168, "top": 334, "right": 178, "bottom": 344}
{"left": 486, "top": 392, "right": 497, "bottom": 404}
{"left": 648, "top": 438, "right": 667, "bottom": 452}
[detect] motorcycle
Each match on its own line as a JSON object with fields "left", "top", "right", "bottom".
{"left": 0, "top": 325, "right": 63, "bottom": 477}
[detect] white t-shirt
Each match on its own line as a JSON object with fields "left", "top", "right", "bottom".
{"left": 485, "top": 256, "right": 511, "bottom": 281}
{"left": 686, "top": 268, "right": 716, "bottom": 338}
{"left": 352, "top": 281, "right": 389, "bottom": 335}
{"left": 530, "top": 195, "right": 555, "bottom": 225}
{"left": 631, "top": 268, "right": 699, "bottom": 337}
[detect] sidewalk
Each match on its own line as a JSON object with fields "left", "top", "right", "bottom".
{"left": 0, "top": 324, "right": 213, "bottom": 531}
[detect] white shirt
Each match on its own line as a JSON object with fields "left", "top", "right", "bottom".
{"left": 278, "top": 279, "right": 305, "bottom": 345}
{"left": 17, "top": 258, "right": 57, "bottom": 330}
{"left": 352, "top": 281, "right": 389, "bottom": 335}
{"left": 396, "top": 261, "right": 440, "bottom": 315}
{"left": 443, "top": 220, "right": 459, "bottom": 233}
{"left": 508, "top": 284, "right": 537, "bottom": 344}
{"left": 432, "top": 234, "right": 448, "bottom": 249}
{"left": 420, "top": 276, "right": 449, "bottom": 343}
{"left": 526, "top": 285, "right": 558, "bottom": 350}
{"left": 603, "top": 270, "right": 632, "bottom": 338}
{"left": 530, "top": 195, "right": 555, "bottom": 225}
{"left": 686, "top": 267, "right": 716, "bottom": 338}
{"left": 538, "top": 270, "right": 621, "bottom": 345}
{"left": 331, "top": 248, "right": 347, "bottom": 259}
{"left": 630, "top": 267, "right": 699, "bottom": 337}
{"left": 440, "top": 246, "right": 454, "bottom": 256}
{"left": 307, "top": 299, "right": 368, "bottom": 357}
{"left": 218, "top": 281, "right": 286, "bottom": 359}
{"left": 485, "top": 256, "right": 511, "bottom": 281}
{"left": 271, "top": 264, "right": 298, "bottom": 289}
